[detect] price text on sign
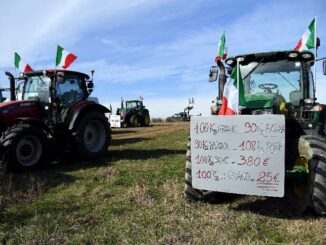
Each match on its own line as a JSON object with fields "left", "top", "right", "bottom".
{"left": 191, "top": 115, "right": 285, "bottom": 197}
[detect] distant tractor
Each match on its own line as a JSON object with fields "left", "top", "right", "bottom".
{"left": 185, "top": 50, "right": 326, "bottom": 215}
{"left": 166, "top": 98, "right": 194, "bottom": 122}
{"left": 116, "top": 98, "right": 150, "bottom": 127}
{"left": 0, "top": 69, "right": 111, "bottom": 171}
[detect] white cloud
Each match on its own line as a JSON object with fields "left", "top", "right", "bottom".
{"left": 0, "top": 0, "right": 325, "bottom": 115}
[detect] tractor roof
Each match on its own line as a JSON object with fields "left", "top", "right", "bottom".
{"left": 126, "top": 100, "right": 142, "bottom": 102}
{"left": 24, "top": 69, "right": 90, "bottom": 79}
{"left": 225, "top": 50, "right": 315, "bottom": 67}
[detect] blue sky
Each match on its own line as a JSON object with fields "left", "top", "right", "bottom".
{"left": 0, "top": 0, "right": 325, "bottom": 117}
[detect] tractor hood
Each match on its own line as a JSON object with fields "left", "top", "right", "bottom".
{"left": 0, "top": 100, "right": 43, "bottom": 129}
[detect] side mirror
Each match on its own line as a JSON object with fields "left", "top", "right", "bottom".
{"left": 87, "top": 82, "right": 94, "bottom": 89}
{"left": 209, "top": 66, "right": 218, "bottom": 82}
{"left": 323, "top": 60, "right": 326, "bottom": 75}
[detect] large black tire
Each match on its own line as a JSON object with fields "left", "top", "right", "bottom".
{"left": 142, "top": 112, "right": 150, "bottom": 127}
{"left": 73, "top": 111, "right": 111, "bottom": 158}
{"left": 286, "top": 135, "right": 326, "bottom": 215}
{"left": 129, "top": 115, "right": 139, "bottom": 127}
{"left": 0, "top": 123, "right": 48, "bottom": 171}
{"left": 184, "top": 137, "right": 219, "bottom": 201}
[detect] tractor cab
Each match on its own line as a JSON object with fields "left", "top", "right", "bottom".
{"left": 210, "top": 51, "right": 322, "bottom": 130}
{"left": 227, "top": 51, "right": 314, "bottom": 115}
{"left": 19, "top": 70, "right": 94, "bottom": 123}
{"left": 125, "top": 100, "right": 144, "bottom": 110}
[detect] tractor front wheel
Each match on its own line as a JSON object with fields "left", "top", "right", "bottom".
{"left": 286, "top": 136, "right": 326, "bottom": 215}
{"left": 185, "top": 137, "right": 219, "bottom": 202}
{"left": 0, "top": 123, "right": 48, "bottom": 171}
{"left": 73, "top": 111, "right": 111, "bottom": 158}
{"left": 129, "top": 115, "right": 139, "bottom": 127}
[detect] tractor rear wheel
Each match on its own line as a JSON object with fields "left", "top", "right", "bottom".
{"left": 0, "top": 123, "right": 48, "bottom": 171}
{"left": 185, "top": 137, "right": 219, "bottom": 201}
{"left": 129, "top": 115, "right": 139, "bottom": 127}
{"left": 286, "top": 136, "right": 326, "bottom": 215}
{"left": 73, "top": 111, "right": 111, "bottom": 158}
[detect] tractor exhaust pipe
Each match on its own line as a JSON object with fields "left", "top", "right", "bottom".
{"left": 5, "top": 71, "right": 15, "bottom": 101}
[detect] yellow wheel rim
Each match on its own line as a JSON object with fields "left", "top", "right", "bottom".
{"left": 293, "top": 155, "right": 309, "bottom": 198}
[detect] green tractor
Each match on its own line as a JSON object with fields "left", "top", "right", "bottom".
{"left": 116, "top": 99, "right": 150, "bottom": 127}
{"left": 185, "top": 50, "right": 326, "bottom": 215}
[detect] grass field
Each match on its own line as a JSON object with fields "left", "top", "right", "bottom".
{"left": 0, "top": 122, "right": 325, "bottom": 244}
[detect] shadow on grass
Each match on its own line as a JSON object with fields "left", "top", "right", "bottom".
{"left": 107, "top": 148, "right": 186, "bottom": 161}
{"left": 110, "top": 137, "right": 150, "bottom": 146}
{"left": 111, "top": 129, "right": 137, "bottom": 135}
{"left": 36, "top": 147, "right": 185, "bottom": 173}
{"left": 229, "top": 197, "right": 320, "bottom": 220}
{"left": 0, "top": 170, "right": 78, "bottom": 224}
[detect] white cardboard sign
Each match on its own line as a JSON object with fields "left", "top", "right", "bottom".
{"left": 108, "top": 114, "right": 121, "bottom": 128}
{"left": 191, "top": 115, "right": 285, "bottom": 197}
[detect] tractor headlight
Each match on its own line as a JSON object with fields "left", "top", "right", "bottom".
{"left": 236, "top": 56, "right": 245, "bottom": 62}
{"left": 300, "top": 52, "right": 313, "bottom": 60}
{"left": 251, "top": 108, "right": 273, "bottom": 115}
{"left": 225, "top": 58, "right": 235, "bottom": 66}
{"left": 288, "top": 51, "right": 299, "bottom": 59}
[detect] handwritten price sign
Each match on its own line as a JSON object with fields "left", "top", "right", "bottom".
{"left": 191, "top": 115, "right": 285, "bottom": 197}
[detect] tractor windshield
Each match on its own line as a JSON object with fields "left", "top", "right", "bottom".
{"left": 240, "top": 60, "right": 304, "bottom": 108}
{"left": 23, "top": 76, "right": 51, "bottom": 102}
{"left": 126, "top": 101, "right": 141, "bottom": 109}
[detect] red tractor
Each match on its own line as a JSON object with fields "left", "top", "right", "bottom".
{"left": 0, "top": 70, "right": 111, "bottom": 171}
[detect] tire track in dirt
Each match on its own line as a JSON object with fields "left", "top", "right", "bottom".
{"left": 112, "top": 122, "right": 189, "bottom": 140}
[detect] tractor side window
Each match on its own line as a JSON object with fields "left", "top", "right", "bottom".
{"left": 56, "top": 75, "right": 84, "bottom": 106}
{"left": 308, "top": 70, "right": 314, "bottom": 99}
{"left": 137, "top": 101, "right": 143, "bottom": 109}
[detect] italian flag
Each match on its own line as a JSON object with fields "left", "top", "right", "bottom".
{"left": 218, "top": 64, "right": 245, "bottom": 115}
{"left": 56, "top": 45, "right": 77, "bottom": 69}
{"left": 215, "top": 32, "right": 227, "bottom": 62}
{"left": 14, "top": 53, "right": 33, "bottom": 73}
{"left": 294, "top": 18, "right": 316, "bottom": 51}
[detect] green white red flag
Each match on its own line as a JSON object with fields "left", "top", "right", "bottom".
{"left": 56, "top": 45, "right": 77, "bottom": 69}
{"left": 294, "top": 18, "right": 316, "bottom": 51}
{"left": 14, "top": 53, "right": 33, "bottom": 73}
{"left": 218, "top": 63, "right": 245, "bottom": 115}
{"left": 215, "top": 32, "right": 227, "bottom": 62}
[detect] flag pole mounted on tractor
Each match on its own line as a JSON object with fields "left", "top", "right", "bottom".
{"left": 237, "top": 58, "right": 240, "bottom": 115}
{"left": 314, "top": 16, "right": 317, "bottom": 97}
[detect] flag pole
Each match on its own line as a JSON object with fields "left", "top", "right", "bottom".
{"left": 237, "top": 58, "right": 240, "bottom": 115}
{"left": 314, "top": 16, "right": 317, "bottom": 101}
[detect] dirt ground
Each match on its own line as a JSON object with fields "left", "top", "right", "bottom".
{"left": 111, "top": 122, "right": 190, "bottom": 140}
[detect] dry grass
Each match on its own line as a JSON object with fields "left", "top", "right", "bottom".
{"left": 0, "top": 122, "right": 325, "bottom": 244}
